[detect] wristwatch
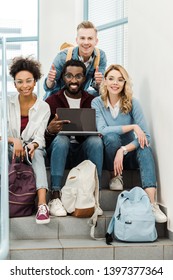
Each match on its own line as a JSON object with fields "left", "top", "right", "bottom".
{"left": 121, "top": 146, "right": 128, "bottom": 155}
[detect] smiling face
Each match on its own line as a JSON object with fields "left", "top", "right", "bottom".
{"left": 14, "top": 70, "right": 36, "bottom": 96}
{"left": 76, "top": 28, "right": 98, "bottom": 61}
{"left": 104, "top": 69, "right": 126, "bottom": 98}
{"left": 63, "top": 65, "right": 86, "bottom": 98}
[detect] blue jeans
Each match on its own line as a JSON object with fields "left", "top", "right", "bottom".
{"left": 103, "top": 132, "right": 157, "bottom": 188}
{"left": 47, "top": 135, "right": 103, "bottom": 190}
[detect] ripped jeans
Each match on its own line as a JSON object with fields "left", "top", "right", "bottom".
{"left": 103, "top": 132, "right": 157, "bottom": 188}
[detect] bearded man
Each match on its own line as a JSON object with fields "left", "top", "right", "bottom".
{"left": 45, "top": 59, "right": 103, "bottom": 217}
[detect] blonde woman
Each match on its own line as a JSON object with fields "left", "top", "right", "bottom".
{"left": 91, "top": 64, "right": 167, "bottom": 223}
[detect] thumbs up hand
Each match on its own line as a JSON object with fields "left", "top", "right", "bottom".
{"left": 46, "top": 64, "right": 57, "bottom": 88}
{"left": 94, "top": 66, "right": 103, "bottom": 86}
{"left": 95, "top": 66, "right": 99, "bottom": 73}
{"left": 48, "top": 64, "right": 57, "bottom": 81}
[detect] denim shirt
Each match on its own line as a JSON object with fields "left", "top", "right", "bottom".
{"left": 43, "top": 46, "right": 107, "bottom": 99}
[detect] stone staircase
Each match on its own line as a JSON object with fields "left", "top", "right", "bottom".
{"left": 9, "top": 170, "right": 173, "bottom": 260}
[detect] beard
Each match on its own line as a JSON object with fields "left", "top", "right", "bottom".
{"left": 64, "top": 83, "right": 84, "bottom": 95}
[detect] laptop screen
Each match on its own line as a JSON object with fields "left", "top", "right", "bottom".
{"left": 56, "top": 108, "right": 98, "bottom": 135}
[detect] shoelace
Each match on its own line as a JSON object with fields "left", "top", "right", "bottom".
{"left": 111, "top": 175, "right": 123, "bottom": 183}
{"left": 38, "top": 205, "right": 47, "bottom": 215}
{"left": 116, "top": 176, "right": 123, "bottom": 184}
{"left": 49, "top": 199, "right": 63, "bottom": 211}
{"left": 151, "top": 203, "right": 158, "bottom": 210}
{"left": 52, "top": 199, "right": 62, "bottom": 207}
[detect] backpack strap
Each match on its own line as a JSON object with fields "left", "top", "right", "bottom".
{"left": 66, "top": 46, "right": 100, "bottom": 69}
{"left": 88, "top": 168, "right": 104, "bottom": 240}
{"left": 105, "top": 192, "right": 127, "bottom": 244}
{"left": 106, "top": 216, "right": 115, "bottom": 235}
{"left": 93, "top": 47, "right": 100, "bottom": 69}
{"left": 66, "top": 47, "right": 74, "bottom": 61}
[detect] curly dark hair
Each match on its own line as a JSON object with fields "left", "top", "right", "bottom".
{"left": 9, "top": 56, "right": 42, "bottom": 81}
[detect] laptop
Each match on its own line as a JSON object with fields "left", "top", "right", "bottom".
{"left": 56, "top": 108, "right": 100, "bottom": 136}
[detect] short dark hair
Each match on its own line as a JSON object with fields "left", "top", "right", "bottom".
{"left": 9, "top": 55, "right": 42, "bottom": 81}
{"left": 61, "top": 59, "right": 86, "bottom": 78}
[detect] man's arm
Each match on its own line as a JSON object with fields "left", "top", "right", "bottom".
{"left": 43, "top": 51, "right": 67, "bottom": 98}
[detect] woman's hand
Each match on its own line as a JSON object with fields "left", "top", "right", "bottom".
{"left": 12, "top": 138, "right": 24, "bottom": 160}
{"left": 133, "top": 124, "right": 148, "bottom": 148}
{"left": 27, "top": 142, "right": 37, "bottom": 159}
{"left": 114, "top": 148, "right": 124, "bottom": 176}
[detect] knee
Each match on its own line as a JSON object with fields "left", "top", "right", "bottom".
{"left": 137, "top": 146, "right": 152, "bottom": 156}
{"left": 52, "top": 135, "right": 70, "bottom": 150}
{"left": 103, "top": 132, "right": 121, "bottom": 147}
{"left": 87, "top": 136, "right": 103, "bottom": 151}
{"left": 96, "top": 136, "right": 103, "bottom": 152}
{"left": 136, "top": 146, "right": 154, "bottom": 162}
{"left": 34, "top": 148, "right": 43, "bottom": 157}
{"left": 32, "top": 150, "right": 45, "bottom": 169}
{"left": 32, "top": 148, "right": 44, "bottom": 163}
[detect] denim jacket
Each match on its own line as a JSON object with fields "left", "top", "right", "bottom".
{"left": 43, "top": 46, "right": 107, "bottom": 99}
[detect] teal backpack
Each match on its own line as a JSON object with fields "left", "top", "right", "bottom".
{"left": 106, "top": 186, "right": 158, "bottom": 243}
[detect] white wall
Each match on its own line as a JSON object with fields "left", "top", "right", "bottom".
{"left": 128, "top": 0, "right": 173, "bottom": 232}
{"left": 39, "top": 0, "right": 83, "bottom": 96}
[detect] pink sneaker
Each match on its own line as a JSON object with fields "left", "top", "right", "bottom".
{"left": 36, "top": 204, "right": 50, "bottom": 224}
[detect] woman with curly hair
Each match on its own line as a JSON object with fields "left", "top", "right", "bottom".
{"left": 91, "top": 64, "right": 167, "bottom": 223}
{"left": 6, "top": 56, "right": 50, "bottom": 224}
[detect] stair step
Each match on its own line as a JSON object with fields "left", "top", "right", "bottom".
{"left": 10, "top": 211, "right": 167, "bottom": 241}
{"left": 9, "top": 169, "right": 171, "bottom": 260}
{"left": 10, "top": 238, "right": 173, "bottom": 260}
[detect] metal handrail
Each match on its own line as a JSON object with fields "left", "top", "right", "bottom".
{"left": 0, "top": 37, "right": 9, "bottom": 260}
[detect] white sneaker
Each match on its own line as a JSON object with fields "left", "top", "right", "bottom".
{"left": 151, "top": 203, "right": 167, "bottom": 223}
{"left": 48, "top": 198, "right": 67, "bottom": 217}
{"left": 109, "top": 175, "right": 123, "bottom": 191}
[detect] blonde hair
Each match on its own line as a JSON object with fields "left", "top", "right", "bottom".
{"left": 77, "top": 21, "right": 97, "bottom": 34}
{"left": 100, "top": 64, "right": 133, "bottom": 114}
